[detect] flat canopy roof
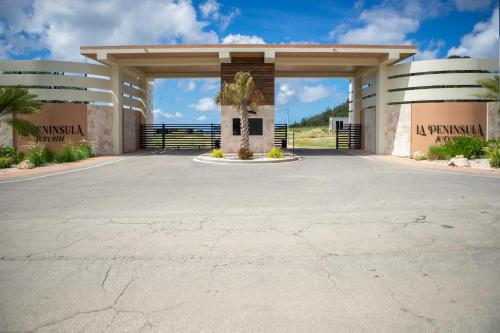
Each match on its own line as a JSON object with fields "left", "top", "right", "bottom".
{"left": 80, "top": 44, "right": 417, "bottom": 79}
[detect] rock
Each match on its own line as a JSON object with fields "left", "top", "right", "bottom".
{"left": 18, "top": 160, "right": 34, "bottom": 169}
{"left": 412, "top": 151, "right": 426, "bottom": 160}
{"left": 448, "top": 156, "right": 470, "bottom": 167}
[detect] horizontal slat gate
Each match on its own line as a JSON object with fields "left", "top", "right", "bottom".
{"left": 336, "top": 123, "right": 361, "bottom": 149}
{"left": 140, "top": 124, "right": 288, "bottom": 150}
{"left": 140, "top": 124, "right": 221, "bottom": 149}
{"left": 274, "top": 124, "right": 287, "bottom": 147}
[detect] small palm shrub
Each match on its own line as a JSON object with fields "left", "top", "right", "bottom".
{"left": 427, "top": 145, "right": 449, "bottom": 160}
{"left": 483, "top": 139, "right": 500, "bottom": 168}
{"left": 238, "top": 148, "right": 253, "bottom": 160}
{"left": 267, "top": 147, "right": 284, "bottom": 158}
{"left": 77, "top": 139, "right": 95, "bottom": 159}
{"left": 211, "top": 149, "right": 224, "bottom": 158}
{"left": 0, "top": 156, "right": 13, "bottom": 168}
{"left": 56, "top": 143, "right": 79, "bottom": 163}
{"left": 25, "top": 142, "right": 45, "bottom": 167}
{"left": 41, "top": 147, "right": 55, "bottom": 163}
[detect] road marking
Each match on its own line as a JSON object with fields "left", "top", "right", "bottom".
{"left": 344, "top": 150, "right": 378, "bottom": 161}
{"left": 343, "top": 150, "right": 500, "bottom": 179}
{"left": 0, "top": 154, "right": 144, "bottom": 185}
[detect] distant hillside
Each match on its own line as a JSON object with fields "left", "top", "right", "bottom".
{"left": 291, "top": 100, "right": 349, "bottom": 127}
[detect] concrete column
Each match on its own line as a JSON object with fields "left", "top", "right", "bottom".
{"left": 145, "top": 78, "right": 154, "bottom": 124}
{"left": 349, "top": 76, "right": 362, "bottom": 124}
{"left": 375, "top": 64, "right": 389, "bottom": 154}
{"left": 110, "top": 65, "right": 123, "bottom": 155}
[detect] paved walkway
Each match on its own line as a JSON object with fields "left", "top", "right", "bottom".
{"left": 0, "top": 149, "right": 499, "bottom": 332}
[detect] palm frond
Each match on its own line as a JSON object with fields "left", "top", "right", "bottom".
{"left": 472, "top": 75, "right": 499, "bottom": 101}
{"left": 0, "top": 87, "right": 42, "bottom": 116}
{"left": 8, "top": 118, "right": 40, "bottom": 138}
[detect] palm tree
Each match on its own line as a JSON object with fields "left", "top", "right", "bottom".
{"left": 474, "top": 74, "right": 499, "bottom": 107}
{"left": 215, "top": 72, "right": 264, "bottom": 157}
{"left": 0, "top": 87, "right": 41, "bottom": 138}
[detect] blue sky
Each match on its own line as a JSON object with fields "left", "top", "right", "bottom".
{"left": 0, "top": 0, "right": 498, "bottom": 124}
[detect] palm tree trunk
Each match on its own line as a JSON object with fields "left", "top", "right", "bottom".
{"left": 240, "top": 107, "right": 250, "bottom": 150}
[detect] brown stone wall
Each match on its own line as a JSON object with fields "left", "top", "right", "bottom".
{"left": 361, "top": 109, "right": 376, "bottom": 153}
{"left": 487, "top": 102, "right": 500, "bottom": 139}
{"left": 411, "top": 102, "right": 487, "bottom": 154}
{"left": 14, "top": 103, "right": 87, "bottom": 152}
{"left": 136, "top": 112, "right": 142, "bottom": 150}
{"left": 384, "top": 104, "right": 411, "bottom": 157}
{"left": 221, "top": 57, "right": 275, "bottom": 105}
{"left": 87, "top": 105, "right": 113, "bottom": 155}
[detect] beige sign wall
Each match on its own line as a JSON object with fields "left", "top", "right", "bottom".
{"left": 411, "top": 102, "right": 486, "bottom": 154}
{"left": 221, "top": 105, "right": 274, "bottom": 153}
{"left": 15, "top": 103, "right": 88, "bottom": 152}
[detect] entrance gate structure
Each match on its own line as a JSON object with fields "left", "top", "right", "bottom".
{"left": 79, "top": 44, "right": 418, "bottom": 155}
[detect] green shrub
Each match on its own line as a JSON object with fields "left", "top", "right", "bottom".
{"left": 442, "top": 136, "right": 487, "bottom": 159}
{"left": 267, "top": 147, "right": 284, "bottom": 158}
{"left": 56, "top": 143, "right": 79, "bottom": 163}
{"left": 427, "top": 145, "right": 449, "bottom": 160}
{"left": 25, "top": 142, "right": 45, "bottom": 167}
{"left": 0, "top": 146, "right": 16, "bottom": 159}
{"left": 41, "top": 147, "right": 55, "bottom": 163}
{"left": 211, "top": 149, "right": 224, "bottom": 158}
{"left": 15, "top": 151, "right": 25, "bottom": 164}
{"left": 0, "top": 156, "right": 13, "bottom": 169}
{"left": 238, "top": 148, "right": 253, "bottom": 160}
{"left": 483, "top": 139, "right": 500, "bottom": 168}
{"left": 427, "top": 136, "right": 487, "bottom": 160}
{"left": 76, "top": 139, "right": 95, "bottom": 159}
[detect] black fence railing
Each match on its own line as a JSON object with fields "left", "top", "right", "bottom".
{"left": 274, "top": 124, "right": 287, "bottom": 148}
{"left": 140, "top": 123, "right": 288, "bottom": 150}
{"left": 336, "top": 123, "right": 362, "bottom": 149}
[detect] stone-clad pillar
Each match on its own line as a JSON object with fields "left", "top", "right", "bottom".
{"left": 110, "top": 65, "right": 123, "bottom": 155}
{"left": 220, "top": 57, "right": 275, "bottom": 153}
{"left": 375, "top": 64, "right": 389, "bottom": 154}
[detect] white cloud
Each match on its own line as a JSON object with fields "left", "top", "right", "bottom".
{"left": 415, "top": 39, "right": 445, "bottom": 60}
{"left": 447, "top": 7, "right": 499, "bottom": 58}
{"left": 454, "top": 0, "right": 491, "bottom": 11}
{"left": 200, "top": 79, "right": 220, "bottom": 92}
{"left": 332, "top": 8, "right": 419, "bottom": 44}
{"left": 178, "top": 79, "right": 196, "bottom": 92}
{"left": 222, "top": 34, "right": 265, "bottom": 44}
{"left": 189, "top": 97, "right": 219, "bottom": 112}
{"left": 199, "top": 0, "right": 240, "bottom": 31}
{"left": 199, "top": 0, "right": 220, "bottom": 18}
{"left": 196, "top": 115, "right": 208, "bottom": 121}
{"left": 298, "top": 85, "right": 331, "bottom": 103}
{"left": 0, "top": 0, "right": 219, "bottom": 60}
{"left": 277, "top": 83, "right": 295, "bottom": 105}
{"left": 152, "top": 109, "right": 183, "bottom": 122}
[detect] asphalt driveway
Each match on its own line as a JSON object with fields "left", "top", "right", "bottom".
{"left": 0, "top": 149, "right": 499, "bottom": 332}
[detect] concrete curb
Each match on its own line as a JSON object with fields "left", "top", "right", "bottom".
{"left": 193, "top": 154, "right": 301, "bottom": 164}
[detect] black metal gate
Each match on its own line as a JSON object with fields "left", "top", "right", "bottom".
{"left": 274, "top": 124, "right": 287, "bottom": 148}
{"left": 140, "top": 124, "right": 221, "bottom": 149}
{"left": 140, "top": 123, "right": 288, "bottom": 149}
{"left": 336, "top": 123, "right": 361, "bottom": 149}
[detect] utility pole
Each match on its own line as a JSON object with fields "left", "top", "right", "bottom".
{"left": 286, "top": 108, "right": 290, "bottom": 129}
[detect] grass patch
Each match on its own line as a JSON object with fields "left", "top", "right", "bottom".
{"left": 288, "top": 126, "right": 336, "bottom": 148}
